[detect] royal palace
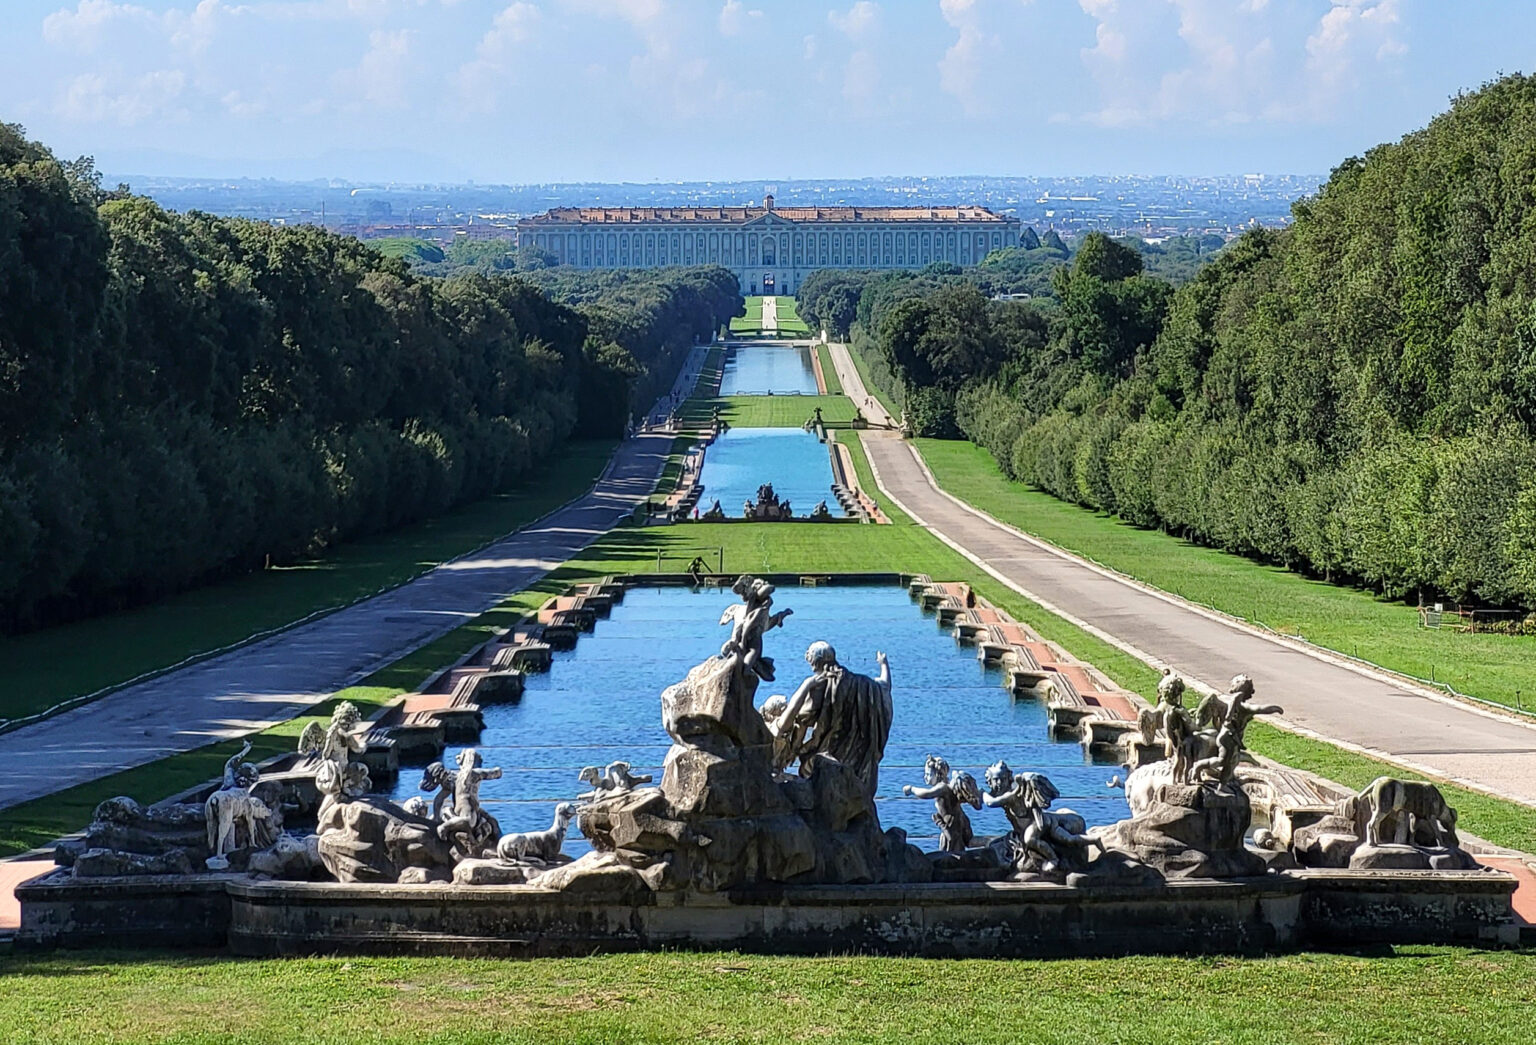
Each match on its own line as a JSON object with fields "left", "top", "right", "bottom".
{"left": 514, "top": 194, "right": 1021, "bottom": 295}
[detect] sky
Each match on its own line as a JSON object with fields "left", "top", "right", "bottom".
{"left": 1, "top": 0, "right": 1532, "bottom": 183}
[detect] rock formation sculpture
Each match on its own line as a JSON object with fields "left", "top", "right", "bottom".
{"left": 59, "top": 796, "right": 211, "bottom": 878}
{"left": 903, "top": 755, "right": 983, "bottom": 853}
{"left": 702, "top": 499, "right": 726, "bottom": 521}
{"left": 810, "top": 500, "right": 832, "bottom": 521}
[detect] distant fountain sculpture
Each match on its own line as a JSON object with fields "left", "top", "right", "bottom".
{"left": 903, "top": 755, "right": 983, "bottom": 853}
{"left": 742, "top": 483, "right": 795, "bottom": 520}
{"left": 701, "top": 499, "right": 726, "bottom": 521}
{"left": 810, "top": 500, "right": 832, "bottom": 521}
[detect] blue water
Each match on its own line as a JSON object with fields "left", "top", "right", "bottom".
{"left": 696, "top": 427, "right": 843, "bottom": 518}
{"left": 719, "top": 344, "right": 820, "bottom": 396}
{"left": 383, "top": 585, "right": 1130, "bottom": 851}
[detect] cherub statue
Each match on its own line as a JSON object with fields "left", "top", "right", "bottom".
{"left": 903, "top": 755, "right": 983, "bottom": 853}
{"left": 810, "top": 500, "right": 831, "bottom": 521}
{"left": 743, "top": 498, "right": 755, "bottom": 520}
{"left": 298, "top": 701, "right": 371, "bottom": 809}
{"left": 1190, "top": 675, "right": 1283, "bottom": 786}
{"left": 984, "top": 761, "right": 1102, "bottom": 875}
{"left": 770, "top": 642, "right": 892, "bottom": 796}
{"left": 718, "top": 574, "right": 794, "bottom": 681}
{"left": 435, "top": 748, "right": 503, "bottom": 860}
{"left": 205, "top": 739, "right": 280, "bottom": 867}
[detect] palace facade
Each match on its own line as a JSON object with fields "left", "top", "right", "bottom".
{"left": 514, "top": 195, "right": 1021, "bottom": 295}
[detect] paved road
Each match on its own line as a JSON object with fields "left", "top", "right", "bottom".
{"left": 827, "top": 342, "right": 897, "bottom": 428}
{"left": 761, "top": 295, "right": 778, "bottom": 334}
{"left": 829, "top": 344, "right": 1536, "bottom": 807}
{"left": 0, "top": 350, "right": 708, "bottom": 811}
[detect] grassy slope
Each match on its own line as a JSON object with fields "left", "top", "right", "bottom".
{"left": 0, "top": 440, "right": 617, "bottom": 724}
{"left": 915, "top": 438, "right": 1536, "bottom": 714}
{"left": 3, "top": 948, "right": 1535, "bottom": 1044}
{"left": 816, "top": 344, "right": 844, "bottom": 395}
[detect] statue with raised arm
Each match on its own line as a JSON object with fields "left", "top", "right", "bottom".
{"left": 436, "top": 748, "right": 504, "bottom": 860}
{"left": 1191, "top": 675, "right": 1283, "bottom": 786}
{"left": 298, "top": 701, "right": 371, "bottom": 812}
{"left": 718, "top": 574, "right": 793, "bottom": 682}
{"left": 771, "top": 642, "right": 892, "bottom": 796}
{"left": 205, "top": 739, "right": 279, "bottom": 866}
{"left": 984, "top": 761, "right": 1102, "bottom": 875}
{"left": 903, "top": 755, "right": 983, "bottom": 853}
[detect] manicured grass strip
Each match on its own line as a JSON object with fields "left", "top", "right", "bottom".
{"left": 772, "top": 296, "right": 812, "bottom": 336}
{"left": 913, "top": 437, "right": 1536, "bottom": 714}
{"left": 0, "top": 439, "right": 617, "bottom": 725}
{"left": 679, "top": 394, "right": 856, "bottom": 429}
{"left": 652, "top": 433, "right": 699, "bottom": 498}
{"left": 816, "top": 344, "right": 844, "bottom": 395}
{"left": 4, "top": 947, "right": 1536, "bottom": 1043}
{"left": 843, "top": 338, "right": 901, "bottom": 417}
{"left": 728, "top": 296, "right": 764, "bottom": 333}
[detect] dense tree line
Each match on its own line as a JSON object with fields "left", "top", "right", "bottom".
{"left": 0, "top": 124, "right": 739, "bottom": 631}
{"left": 811, "top": 77, "right": 1536, "bottom": 609}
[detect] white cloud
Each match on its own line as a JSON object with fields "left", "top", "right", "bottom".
{"left": 1072, "top": 0, "right": 1407, "bottom": 127}
{"left": 43, "top": 0, "right": 156, "bottom": 51}
{"left": 717, "top": 0, "right": 761, "bottom": 37}
{"left": 828, "top": 0, "right": 878, "bottom": 40}
{"left": 454, "top": 2, "right": 540, "bottom": 111}
{"left": 59, "top": 68, "right": 187, "bottom": 123}
{"left": 335, "top": 28, "right": 413, "bottom": 108}
{"left": 828, "top": 1, "right": 883, "bottom": 109}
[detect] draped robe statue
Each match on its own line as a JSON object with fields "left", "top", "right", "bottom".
{"left": 773, "top": 642, "right": 892, "bottom": 797}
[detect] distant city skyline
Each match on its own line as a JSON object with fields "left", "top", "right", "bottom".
{"left": 2, "top": 1, "right": 1531, "bottom": 183}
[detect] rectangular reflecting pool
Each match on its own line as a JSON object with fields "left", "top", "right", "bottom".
{"left": 697, "top": 427, "right": 842, "bottom": 517}
{"left": 383, "top": 584, "right": 1130, "bottom": 852}
{"left": 719, "top": 343, "right": 819, "bottom": 396}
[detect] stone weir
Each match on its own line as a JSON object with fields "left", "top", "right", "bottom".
{"left": 13, "top": 573, "right": 1524, "bottom": 957}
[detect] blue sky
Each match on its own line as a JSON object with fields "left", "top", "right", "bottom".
{"left": 1, "top": 0, "right": 1532, "bottom": 182}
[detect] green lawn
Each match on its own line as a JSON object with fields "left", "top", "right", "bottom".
{"left": 3, "top": 947, "right": 1535, "bottom": 1043}
{"left": 915, "top": 438, "right": 1536, "bottom": 715}
{"left": 728, "top": 296, "right": 764, "bottom": 334}
{"left": 816, "top": 344, "right": 844, "bottom": 395}
{"left": 679, "top": 394, "right": 856, "bottom": 429}
{"left": 771, "top": 295, "right": 812, "bottom": 336}
{"left": 0, "top": 440, "right": 617, "bottom": 726}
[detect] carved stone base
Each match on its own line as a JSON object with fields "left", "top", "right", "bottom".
{"left": 1096, "top": 764, "right": 1266, "bottom": 879}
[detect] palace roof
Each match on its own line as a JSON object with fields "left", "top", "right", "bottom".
{"left": 519, "top": 205, "right": 1010, "bottom": 225}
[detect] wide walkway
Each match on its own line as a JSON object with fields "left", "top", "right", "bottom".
{"left": 761, "top": 295, "right": 778, "bottom": 334}
{"left": 829, "top": 344, "right": 1536, "bottom": 807}
{"left": 0, "top": 350, "right": 707, "bottom": 810}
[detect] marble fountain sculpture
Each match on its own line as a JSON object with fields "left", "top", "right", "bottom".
{"left": 25, "top": 576, "right": 1518, "bottom": 956}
